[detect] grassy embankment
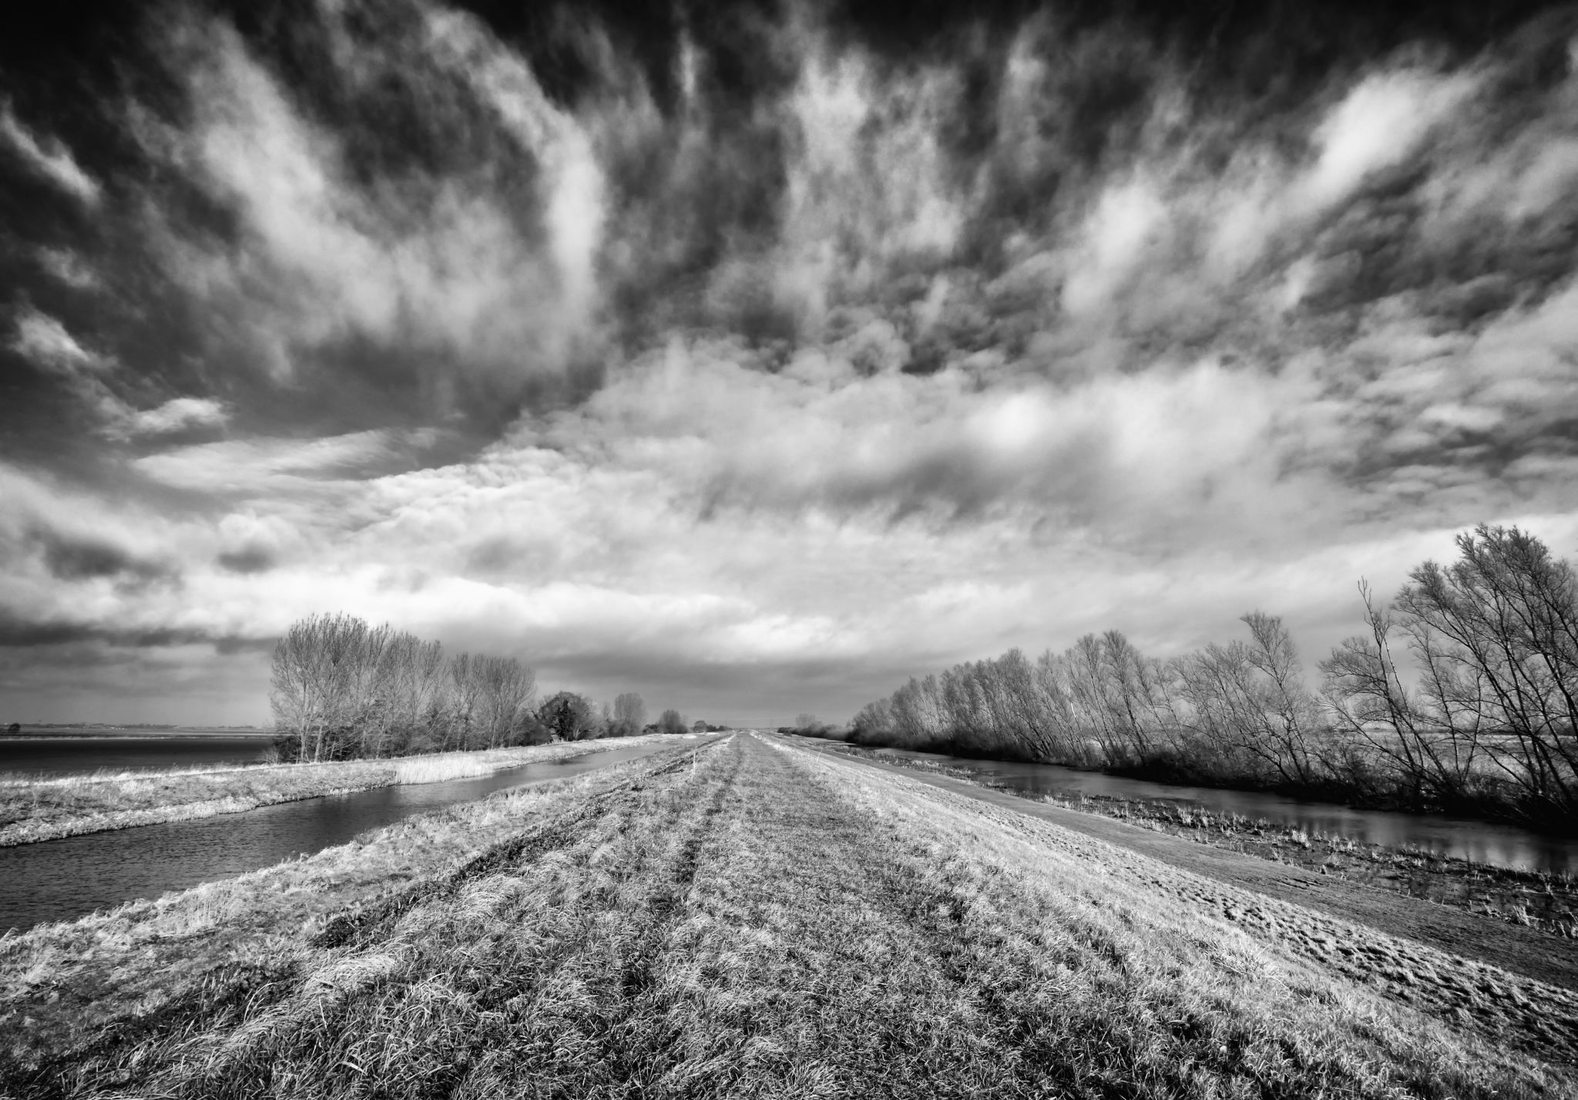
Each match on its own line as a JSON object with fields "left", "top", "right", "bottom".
{"left": 815, "top": 737, "right": 1578, "bottom": 940}
{"left": 839, "top": 722, "right": 1578, "bottom": 832}
{"left": 1050, "top": 790, "right": 1578, "bottom": 936}
{"left": 3, "top": 732, "right": 1575, "bottom": 1098}
{"left": 0, "top": 733, "right": 683, "bottom": 847}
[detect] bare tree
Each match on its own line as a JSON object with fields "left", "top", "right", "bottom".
{"left": 1177, "top": 613, "right": 1322, "bottom": 786}
{"left": 1032, "top": 650, "right": 1084, "bottom": 759}
{"left": 612, "top": 692, "right": 646, "bottom": 737}
{"left": 850, "top": 697, "right": 893, "bottom": 742}
{"left": 474, "top": 656, "right": 536, "bottom": 748}
{"left": 1240, "top": 612, "right": 1322, "bottom": 783}
{"left": 270, "top": 614, "right": 334, "bottom": 763}
{"left": 270, "top": 614, "right": 546, "bottom": 760}
{"left": 888, "top": 675, "right": 948, "bottom": 748}
{"left": 404, "top": 637, "right": 448, "bottom": 749}
{"left": 1322, "top": 581, "right": 1454, "bottom": 804}
{"left": 268, "top": 613, "right": 369, "bottom": 762}
{"left": 446, "top": 652, "right": 487, "bottom": 750}
{"left": 1394, "top": 525, "right": 1578, "bottom": 813}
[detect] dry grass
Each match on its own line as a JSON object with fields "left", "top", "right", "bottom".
{"left": 775, "top": 741, "right": 1578, "bottom": 1072}
{"left": 819, "top": 737, "right": 1578, "bottom": 940}
{"left": 2, "top": 732, "right": 1573, "bottom": 1098}
{"left": 0, "top": 735, "right": 676, "bottom": 847}
{"left": 1055, "top": 793, "right": 1578, "bottom": 937}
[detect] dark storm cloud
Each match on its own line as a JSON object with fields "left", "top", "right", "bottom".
{"left": 4, "top": 0, "right": 1574, "bottom": 447}
{"left": 0, "top": 616, "right": 267, "bottom": 653}
{"left": 33, "top": 528, "right": 177, "bottom": 585}
{"left": 215, "top": 546, "right": 276, "bottom": 574}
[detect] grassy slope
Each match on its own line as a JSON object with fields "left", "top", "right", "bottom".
{"left": 810, "top": 737, "right": 1578, "bottom": 943}
{"left": 794, "top": 739, "right": 1578, "bottom": 994}
{"left": 0, "top": 734, "right": 682, "bottom": 847}
{"left": 1, "top": 733, "right": 1573, "bottom": 1098}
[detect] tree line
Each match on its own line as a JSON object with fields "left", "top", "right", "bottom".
{"left": 849, "top": 525, "right": 1578, "bottom": 830}
{"left": 268, "top": 613, "right": 697, "bottom": 762}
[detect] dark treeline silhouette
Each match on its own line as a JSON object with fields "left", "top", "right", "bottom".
{"left": 850, "top": 526, "right": 1578, "bottom": 832}
{"left": 268, "top": 613, "right": 659, "bottom": 762}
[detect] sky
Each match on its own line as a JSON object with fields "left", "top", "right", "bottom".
{"left": 2, "top": 0, "right": 1578, "bottom": 728}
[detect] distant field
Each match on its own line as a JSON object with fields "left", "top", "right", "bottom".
{"left": 1, "top": 732, "right": 1573, "bottom": 1098}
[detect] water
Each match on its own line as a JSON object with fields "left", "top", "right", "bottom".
{"left": 853, "top": 745, "right": 1578, "bottom": 875}
{"left": 0, "top": 731, "right": 277, "bottom": 777}
{"left": 0, "top": 742, "right": 681, "bottom": 933}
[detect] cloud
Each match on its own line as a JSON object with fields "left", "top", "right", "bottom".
{"left": 0, "top": 616, "right": 267, "bottom": 652}
{"left": 110, "top": 397, "right": 231, "bottom": 440}
{"left": 0, "top": 100, "right": 101, "bottom": 205}
{"left": 1061, "top": 176, "right": 1168, "bottom": 317}
{"left": 6, "top": 306, "right": 139, "bottom": 428}
{"left": 128, "top": 3, "right": 609, "bottom": 410}
{"left": 5, "top": 0, "right": 1578, "bottom": 725}
{"left": 8, "top": 308, "right": 233, "bottom": 442}
{"left": 1303, "top": 69, "right": 1478, "bottom": 206}
{"left": 34, "top": 247, "right": 102, "bottom": 290}
{"left": 215, "top": 546, "right": 276, "bottom": 574}
{"left": 32, "top": 530, "right": 175, "bottom": 584}
{"left": 423, "top": 8, "right": 607, "bottom": 324}
{"left": 0, "top": 468, "right": 178, "bottom": 583}
{"left": 9, "top": 306, "right": 109, "bottom": 375}
{"left": 213, "top": 510, "right": 297, "bottom": 575}
{"left": 134, "top": 430, "right": 428, "bottom": 494}
{"left": 524, "top": 337, "right": 1321, "bottom": 555}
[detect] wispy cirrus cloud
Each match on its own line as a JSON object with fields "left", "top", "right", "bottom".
{"left": 9, "top": 305, "right": 109, "bottom": 375}
{"left": 134, "top": 4, "right": 609, "bottom": 409}
{"left": 110, "top": 397, "right": 231, "bottom": 440}
{"left": 8, "top": 306, "right": 229, "bottom": 442}
{"left": 0, "top": 100, "right": 101, "bottom": 205}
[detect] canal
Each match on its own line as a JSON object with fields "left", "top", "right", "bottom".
{"left": 0, "top": 740, "right": 686, "bottom": 933}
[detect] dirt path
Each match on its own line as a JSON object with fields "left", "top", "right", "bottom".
{"left": 780, "top": 734, "right": 1578, "bottom": 994}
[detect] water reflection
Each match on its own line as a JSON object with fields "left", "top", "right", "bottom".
{"left": 861, "top": 746, "right": 1578, "bottom": 875}
{"left": 0, "top": 734, "right": 276, "bottom": 777}
{"left": 0, "top": 742, "right": 678, "bottom": 933}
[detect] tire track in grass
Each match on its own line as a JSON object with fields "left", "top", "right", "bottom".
{"left": 630, "top": 736, "right": 1432, "bottom": 1098}
{"left": 147, "top": 736, "right": 739, "bottom": 1099}
{"left": 346, "top": 736, "right": 743, "bottom": 1100}
{"left": 442, "top": 734, "right": 1004, "bottom": 1098}
{"left": 313, "top": 743, "right": 712, "bottom": 951}
{"left": 635, "top": 735, "right": 1020, "bottom": 1099}
{"left": 584, "top": 736, "right": 745, "bottom": 1094}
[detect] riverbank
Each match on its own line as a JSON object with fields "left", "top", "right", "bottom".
{"left": 1049, "top": 790, "right": 1578, "bottom": 938}
{"left": 840, "top": 731, "right": 1574, "bottom": 833}
{"left": 814, "top": 738, "right": 1578, "bottom": 940}
{"left": 0, "top": 734, "right": 689, "bottom": 847}
{"left": 2, "top": 732, "right": 1572, "bottom": 1096}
